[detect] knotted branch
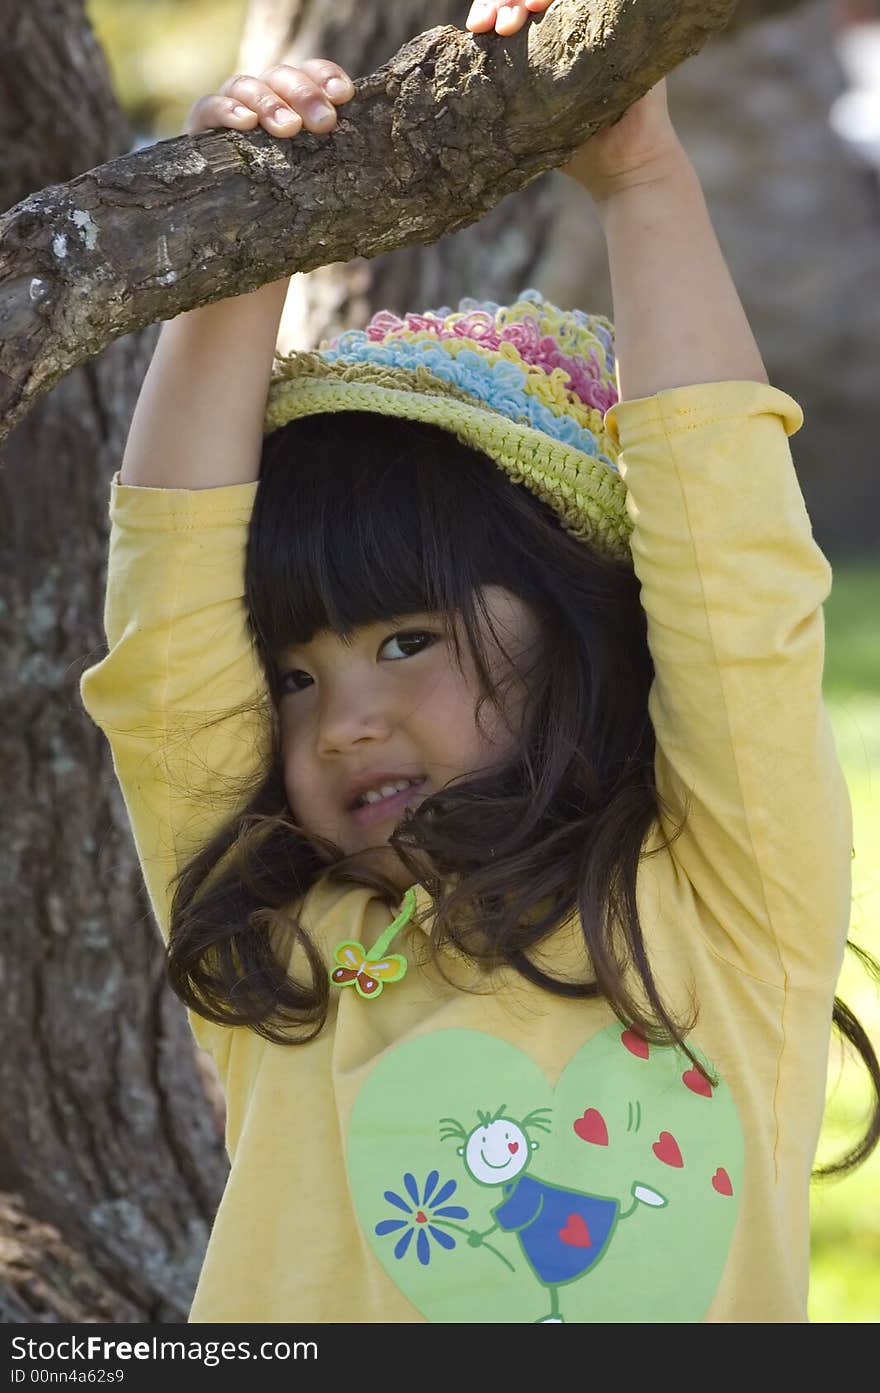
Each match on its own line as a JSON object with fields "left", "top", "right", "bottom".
{"left": 0, "top": 0, "right": 739, "bottom": 443}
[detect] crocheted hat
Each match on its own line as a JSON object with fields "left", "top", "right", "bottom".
{"left": 263, "top": 288, "right": 632, "bottom": 563}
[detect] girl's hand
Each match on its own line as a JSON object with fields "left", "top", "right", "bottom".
{"left": 465, "top": 0, "right": 557, "bottom": 35}
{"left": 464, "top": 3, "right": 684, "bottom": 204}
{"left": 183, "top": 59, "right": 355, "bottom": 138}
{"left": 559, "top": 78, "right": 684, "bottom": 204}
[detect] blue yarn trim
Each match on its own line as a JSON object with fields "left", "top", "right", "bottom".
{"left": 319, "top": 337, "right": 612, "bottom": 464}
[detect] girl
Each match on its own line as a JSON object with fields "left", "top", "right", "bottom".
{"left": 80, "top": 0, "right": 877, "bottom": 1323}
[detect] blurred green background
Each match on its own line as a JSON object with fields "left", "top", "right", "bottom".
{"left": 85, "top": 0, "right": 880, "bottom": 1324}
{"left": 88, "top": 0, "right": 246, "bottom": 138}
{"left": 811, "top": 562, "right": 880, "bottom": 1322}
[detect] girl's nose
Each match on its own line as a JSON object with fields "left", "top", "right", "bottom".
{"left": 316, "top": 685, "right": 394, "bottom": 754}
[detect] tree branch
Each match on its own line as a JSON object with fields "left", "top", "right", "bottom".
{"left": 0, "top": 0, "right": 739, "bottom": 444}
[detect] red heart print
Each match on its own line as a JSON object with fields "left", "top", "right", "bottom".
{"left": 682, "top": 1067, "right": 713, "bottom": 1098}
{"left": 652, "top": 1131, "right": 684, "bottom": 1167}
{"left": 621, "top": 1030, "right": 649, "bottom": 1059}
{"left": 573, "top": 1108, "right": 608, "bottom": 1147}
{"left": 712, "top": 1167, "right": 733, "bottom": 1196}
{"left": 559, "top": 1213, "right": 592, "bottom": 1248}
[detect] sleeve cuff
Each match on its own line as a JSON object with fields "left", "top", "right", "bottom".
{"left": 108, "top": 470, "right": 260, "bottom": 530}
{"left": 603, "top": 380, "right": 804, "bottom": 454}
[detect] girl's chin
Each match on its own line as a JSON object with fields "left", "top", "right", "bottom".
{"left": 356, "top": 843, "right": 415, "bottom": 889}
{"left": 291, "top": 813, "right": 415, "bottom": 890}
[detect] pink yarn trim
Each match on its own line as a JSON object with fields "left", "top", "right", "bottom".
{"left": 364, "top": 307, "right": 610, "bottom": 412}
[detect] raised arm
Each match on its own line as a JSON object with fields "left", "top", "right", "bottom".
{"left": 593, "top": 146, "right": 769, "bottom": 398}
{"left": 120, "top": 278, "right": 290, "bottom": 488}
{"left": 565, "top": 82, "right": 852, "bottom": 985}
{"left": 81, "top": 60, "right": 357, "bottom": 967}
{"left": 561, "top": 78, "right": 768, "bottom": 399}
{"left": 119, "top": 58, "right": 355, "bottom": 489}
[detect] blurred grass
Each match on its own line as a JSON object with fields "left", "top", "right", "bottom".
{"left": 86, "top": 0, "right": 880, "bottom": 1327}
{"left": 811, "top": 560, "right": 880, "bottom": 1323}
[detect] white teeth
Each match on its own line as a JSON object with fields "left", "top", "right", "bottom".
{"left": 357, "top": 777, "right": 423, "bottom": 807}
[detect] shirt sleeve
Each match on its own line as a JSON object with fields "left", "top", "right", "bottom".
{"left": 79, "top": 472, "right": 271, "bottom": 948}
{"left": 603, "top": 380, "right": 852, "bottom": 988}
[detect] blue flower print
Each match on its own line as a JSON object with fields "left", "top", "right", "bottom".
{"left": 375, "top": 1170, "right": 469, "bottom": 1266}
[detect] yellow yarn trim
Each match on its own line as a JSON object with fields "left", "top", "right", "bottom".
{"left": 272, "top": 342, "right": 610, "bottom": 438}
{"left": 270, "top": 353, "right": 482, "bottom": 414}
{"left": 263, "top": 375, "right": 632, "bottom": 562}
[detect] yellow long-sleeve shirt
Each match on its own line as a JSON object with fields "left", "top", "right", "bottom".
{"left": 80, "top": 381, "right": 852, "bottom": 1323}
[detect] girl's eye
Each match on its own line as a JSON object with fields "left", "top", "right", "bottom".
{"left": 278, "top": 669, "right": 312, "bottom": 695}
{"left": 278, "top": 629, "right": 437, "bottom": 696}
{"left": 381, "top": 629, "right": 436, "bottom": 661}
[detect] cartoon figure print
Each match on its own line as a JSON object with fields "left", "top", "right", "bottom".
{"left": 440, "top": 1105, "right": 666, "bottom": 1323}
{"left": 353, "top": 1026, "right": 743, "bottom": 1323}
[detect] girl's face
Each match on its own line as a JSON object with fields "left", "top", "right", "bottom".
{"left": 277, "top": 586, "right": 543, "bottom": 895}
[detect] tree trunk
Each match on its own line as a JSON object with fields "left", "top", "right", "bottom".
{"left": 0, "top": 0, "right": 226, "bottom": 1323}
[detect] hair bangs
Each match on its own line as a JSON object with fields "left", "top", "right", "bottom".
{"left": 245, "top": 410, "right": 552, "bottom": 697}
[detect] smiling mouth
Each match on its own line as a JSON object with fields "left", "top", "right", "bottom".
{"left": 479, "top": 1151, "right": 513, "bottom": 1170}
{"left": 349, "top": 779, "right": 428, "bottom": 826}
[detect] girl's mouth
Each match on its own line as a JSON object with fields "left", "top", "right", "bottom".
{"left": 349, "top": 778, "right": 428, "bottom": 828}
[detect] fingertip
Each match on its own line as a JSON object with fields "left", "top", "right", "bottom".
{"left": 324, "top": 76, "right": 354, "bottom": 102}
{"left": 465, "top": 4, "right": 497, "bottom": 29}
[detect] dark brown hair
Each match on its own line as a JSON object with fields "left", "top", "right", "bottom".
{"left": 166, "top": 410, "right": 878, "bottom": 1178}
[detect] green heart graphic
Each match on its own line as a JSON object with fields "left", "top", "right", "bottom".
{"left": 348, "top": 1023, "right": 743, "bottom": 1322}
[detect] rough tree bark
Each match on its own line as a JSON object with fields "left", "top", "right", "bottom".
{"left": 0, "top": 0, "right": 817, "bottom": 1324}
{"left": 0, "top": 0, "right": 744, "bottom": 446}
{"left": 0, "top": 1, "right": 227, "bottom": 1323}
